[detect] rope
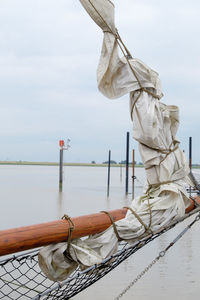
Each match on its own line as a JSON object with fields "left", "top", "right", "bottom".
{"left": 2, "top": 207, "right": 200, "bottom": 300}
{"left": 62, "top": 214, "right": 75, "bottom": 255}
{"left": 147, "top": 198, "right": 152, "bottom": 230}
{"left": 88, "top": 0, "right": 160, "bottom": 102}
{"left": 124, "top": 206, "right": 153, "bottom": 234}
{"left": 145, "top": 174, "right": 186, "bottom": 193}
{"left": 102, "top": 201, "right": 153, "bottom": 243}
{"left": 125, "top": 188, "right": 154, "bottom": 236}
{"left": 87, "top": 1, "right": 171, "bottom": 178}
{"left": 142, "top": 140, "right": 179, "bottom": 156}
{"left": 144, "top": 141, "right": 180, "bottom": 173}
{"left": 101, "top": 211, "right": 123, "bottom": 241}
{"left": 130, "top": 90, "right": 143, "bottom": 118}
{"left": 114, "top": 211, "right": 200, "bottom": 299}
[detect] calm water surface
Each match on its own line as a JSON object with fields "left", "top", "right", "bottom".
{"left": 0, "top": 165, "right": 200, "bottom": 300}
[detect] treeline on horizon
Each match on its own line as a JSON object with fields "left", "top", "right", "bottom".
{"left": 100, "top": 160, "right": 143, "bottom": 165}
{"left": 1, "top": 161, "right": 200, "bottom": 168}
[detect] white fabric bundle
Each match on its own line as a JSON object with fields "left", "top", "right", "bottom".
{"left": 38, "top": 0, "right": 191, "bottom": 281}
{"left": 79, "top": 0, "right": 116, "bottom": 33}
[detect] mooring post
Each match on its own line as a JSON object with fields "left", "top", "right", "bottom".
{"left": 189, "top": 136, "right": 192, "bottom": 171}
{"left": 125, "top": 132, "right": 130, "bottom": 195}
{"left": 132, "top": 149, "right": 135, "bottom": 199}
{"left": 59, "top": 147, "right": 64, "bottom": 191}
{"left": 189, "top": 136, "right": 192, "bottom": 197}
{"left": 59, "top": 139, "right": 70, "bottom": 191}
{"left": 120, "top": 162, "right": 122, "bottom": 182}
{"left": 107, "top": 150, "right": 111, "bottom": 197}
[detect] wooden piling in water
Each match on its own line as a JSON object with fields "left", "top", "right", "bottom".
{"left": 125, "top": 132, "right": 129, "bottom": 195}
{"left": 132, "top": 149, "right": 135, "bottom": 199}
{"left": 189, "top": 137, "right": 192, "bottom": 196}
{"left": 120, "top": 163, "right": 122, "bottom": 182}
{"left": 59, "top": 148, "right": 64, "bottom": 190}
{"left": 189, "top": 136, "right": 192, "bottom": 170}
{"left": 107, "top": 150, "right": 111, "bottom": 197}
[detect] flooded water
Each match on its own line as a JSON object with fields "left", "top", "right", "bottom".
{"left": 0, "top": 165, "right": 200, "bottom": 299}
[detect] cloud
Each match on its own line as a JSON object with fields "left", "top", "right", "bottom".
{"left": 0, "top": 0, "right": 199, "bottom": 163}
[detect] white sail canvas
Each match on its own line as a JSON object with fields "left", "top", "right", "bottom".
{"left": 38, "top": 0, "right": 192, "bottom": 281}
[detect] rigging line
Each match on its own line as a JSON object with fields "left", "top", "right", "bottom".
{"left": 114, "top": 211, "right": 200, "bottom": 300}
{"left": 87, "top": 0, "right": 159, "bottom": 97}
{"left": 2, "top": 212, "right": 200, "bottom": 299}
{"left": 29, "top": 207, "right": 200, "bottom": 300}
{"left": 88, "top": 0, "right": 132, "bottom": 56}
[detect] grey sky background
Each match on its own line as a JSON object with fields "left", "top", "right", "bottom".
{"left": 0, "top": 0, "right": 200, "bottom": 164}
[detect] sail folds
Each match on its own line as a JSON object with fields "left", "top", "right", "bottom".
{"left": 38, "top": 0, "right": 192, "bottom": 281}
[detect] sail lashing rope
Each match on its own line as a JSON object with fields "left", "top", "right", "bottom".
{"left": 114, "top": 210, "right": 200, "bottom": 299}
{"left": 1, "top": 1, "right": 199, "bottom": 299}
{"left": 1, "top": 207, "right": 200, "bottom": 300}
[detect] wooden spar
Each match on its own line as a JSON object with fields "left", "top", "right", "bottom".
{"left": 0, "top": 208, "right": 127, "bottom": 257}
{"left": 0, "top": 196, "right": 200, "bottom": 257}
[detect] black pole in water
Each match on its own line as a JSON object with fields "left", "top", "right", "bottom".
{"left": 107, "top": 150, "right": 111, "bottom": 197}
{"left": 59, "top": 148, "right": 64, "bottom": 191}
{"left": 189, "top": 137, "right": 192, "bottom": 197}
{"left": 120, "top": 163, "right": 122, "bottom": 182}
{"left": 125, "top": 132, "right": 130, "bottom": 195}
{"left": 132, "top": 149, "right": 135, "bottom": 199}
{"left": 189, "top": 136, "right": 192, "bottom": 171}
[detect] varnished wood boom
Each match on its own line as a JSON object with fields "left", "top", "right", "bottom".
{"left": 0, "top": 208, "right": 127, "bottom": 257}
{"left": 0, "top": 196, "right": 199, "bottom": 257}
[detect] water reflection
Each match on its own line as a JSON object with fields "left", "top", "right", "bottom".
{"left": 105, "top": 195, "right": 111, "bottom": 211}
{"left": 57, "top": 190, "right": 64, "bottom": 219}
{"left": 123, "top": 194, "right": 132, "bottom": 207}
{"left": 1, "top": 165, "right": 200, "bottom": 300}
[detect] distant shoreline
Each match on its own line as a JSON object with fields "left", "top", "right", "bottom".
{"left": 0, "top": 161, "right": 199, "bottom": 168}
{"left": 0, "top": 161, "right": 144, "bottom": 167}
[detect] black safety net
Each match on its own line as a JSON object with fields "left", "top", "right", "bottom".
{"left": 1, "top": 206, "right": 200, "bottom": 300}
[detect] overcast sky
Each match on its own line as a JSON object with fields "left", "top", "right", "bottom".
{"left": 0, "top": 0, "right": 200, "bottom": 164}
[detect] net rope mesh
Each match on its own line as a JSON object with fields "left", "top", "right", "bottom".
{"left": 1, "top": 206, "right": 200, "bottom": 300}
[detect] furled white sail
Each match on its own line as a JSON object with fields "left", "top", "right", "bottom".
{"left": 38, "top": 0, "right": 192, "bottom": 281}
